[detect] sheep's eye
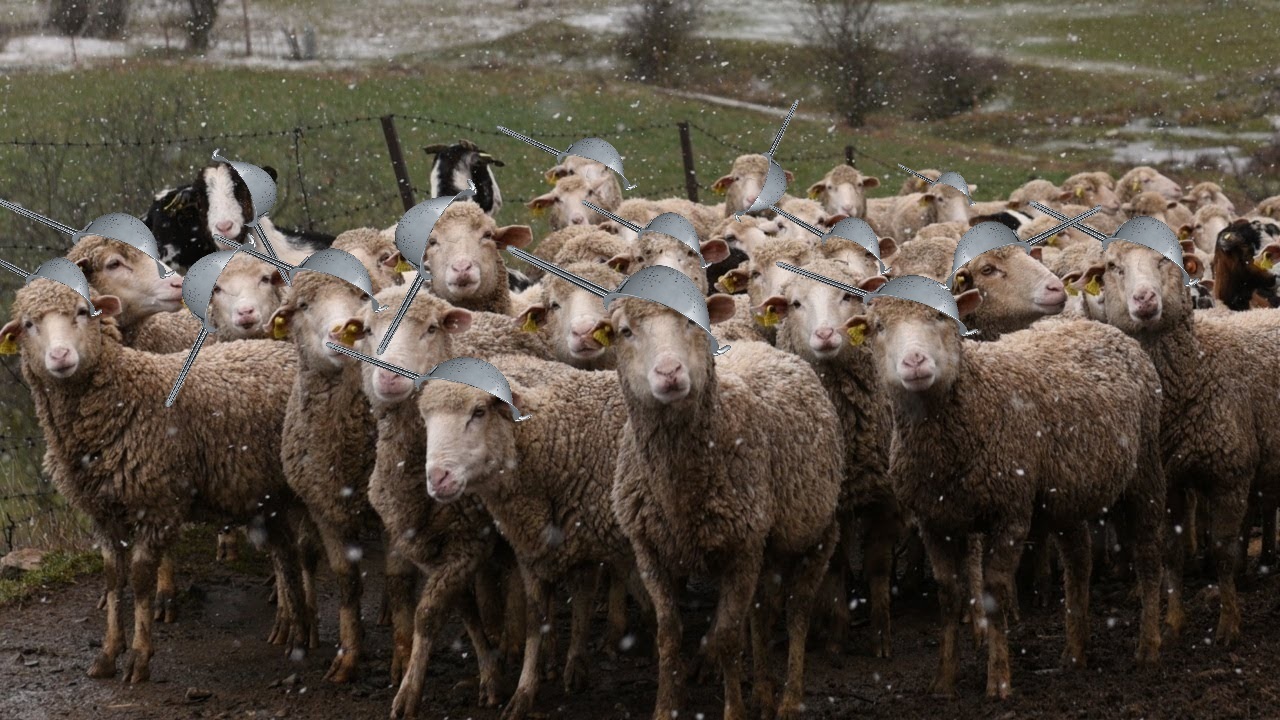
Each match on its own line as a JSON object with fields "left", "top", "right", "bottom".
{"left": 587, "top": 189, "right": 596, "bottom": 198}
{"left": 874, "top": 320, "right": 884, "bottom": 332}
{"left": 428, "top": 238, "right": 438, "bottom": 247}
{"left": 636, "top": 255, "right": 645, "bottom": 262}
{"left": 427, "top": 325, "right": 438, "bottom": 335}
{"left": 471, "top": 407, "right": 486, "bottom": 419}
{"left": 841, "top": 293, "right": 854, "bottom": 303}
{"left": 24, "top": 320, "right": 34, "bottom": 329}
{"left": 212, "top": 285, "right": 222, "bottom": 294}
{"left": 298, "top": 301, "right": 309, "bottom": 311}
{"left": 725, "top": 234, "right": 736, "bottom": 242}
{"left": 549, "top": 302, "right": 561, "bottom": 311}
{"left": 482, "top": 231, "right": 494, "bottom": 240}
{"left": 750, "top": 271, "right": 761, "bottom": 279}
{"left": 937, "top": 312, "right": 949, "bottom": 322}
{"left": 980, "top": 265, "right": 996, "bottom": 276}
{"left": 619, "top": 326, "right": 633, "bottom": 338}
{"left": 106, "top": 260, "right": 122, "bottom": 270}
{"left": 792, "top": 300, "right": 802, "bottom": 308}
{"left": 261, "top": 275, "right": 271, "bottom": 284}
{"left": 77, "top": 307, "right": 89, "bottom": 318}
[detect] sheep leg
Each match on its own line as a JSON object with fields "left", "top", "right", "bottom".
{"left": 216, "top": 527, "right": 240, "bottom": 563}
{"left": 711, "top": 553, "right": 762, "bottom": 720}
{"left": 121, "top": 542, "right": 160, "bottom": 683}
{"left": 602, "top": 564, "right": 629, "bottom": 660}
{"left": 319, "top": 529, "right": 364, "bottom": 684}
{"left": 500, "top": 569, "right": 549, "bottom": 720}
{"left": 88, "top": 544, "right": 129, "bottom": 679}
{"left": 385, "top": 548, "right": 419, "bottom": 686}
{"left": 777, "top": 522, "right": 840, "bottom": 720}
{"left": 981, "top": 525, "right": 1025, "bottom": 700}
{"left": 263, "top": 514, "right": 311, "bottom": 661}
{"left": 1261, "top": 491, "right": 1279, "bottom": 571}
{"left": 1209, "top": 484, "right": 1248, "bottom": 648}
{"left": 862, "top": 504, "right": 898, "bottom": 659}
{"left": 152, "top": 552, "right": 177, "bottom": 624}
{"left": 266, "top": 552, "right": 295, "bottom": 646}
{"left": 1124, "top": 478, "right": 1165, "bottom": 667}
{"left": 563, "top": 568, "right": 593, "bottom": 693}
{"left": 458, "top": 588, "right": 503, "bottom": 709}
{"left": 1162, "top": 486, "right": 1189, "bottom": 643}
{"left": 299, "top": 532, "right": 322, "bottom": 650}
{"left": 817, "top": 540, "right": 850, "bottom": 657}
{"left": 896, "top": 528, "right": 928, "bottom": 596}
{"left": 749, "top": 569, "right": 782, "bottom": 720}
{"left": 965, "top": 533, "right": 987, "bottom": 648}
{"left": 921, "top": 530, "right": 965, "bottom": 698}
{"left": 1057, "top": 523, "right": 1092, "bottom": 670}
{"left": 541, "top": 594, "right": 559, "bottom": 683}
{"left": 500, "top": 565, "right": 527, "bottom": 669}
{"left": 473, "top": 557, "right": 504, "bottom": 650}
{"left": 633, "top": 541, "right": 684, "bottom": 720}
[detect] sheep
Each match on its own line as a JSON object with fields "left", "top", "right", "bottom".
{"left": 806, "top": 164, "right": 880, "bottom": 219}
{"left": 513, "top": 261, "right": 624, "bottom": 369}
{"left": 269, "top": 268, "right": 391, "bottom": 684}
{"left": 715, "top": 238, "right": 816, "bottom": 343}
{"left": 1181, "top": 204, "right": 1233, "bottom": 256}
{"left": 425, "top": 201, "right": 533, "bottom": 314}
{"left": 913, "top": 221, "right": 969, "bottom": 242}
{"left": 543, "top": 154, "right": 622, "bottom": 195}
{"left": 601, "top": 296, "right": 842, "bottom": 720}
{"left": 417, "top": 353, "right": 640, "bottom": 720}
{"left": 1099, "top": 233, "right": 1280, "bottom": 649}
{"left": 606, "top": 226, "right": 730, "bottom": 295}
{"left": 898, "top": 168, "right": 941, "bottom": 195}
{"left": 774, "top": 195, "right": 835, "bottom": 242}
{"left": 525, "top": 174, "right": 618, "bottom": 229}
{"left": 205, "top": 253, "right": 290, "bottom": 341}
{"left": 0, "top": 280, "right": 312, "bottom": 683}
{"left": 888, "top": 185, "right": 972, "bottom": 241}
{"left": 521, "top": 225, "right": 602, "bottom": 282}
{"left": 1007, "top": 179, "right": 1062, "bottom": 209}
{"left": 1211, "top": 218, "right": 1280, "bottom": 310}
{"left": 551, "top": 230, "right": 630, "bottom": 268}
{"left": 712, "top": 153, "right": 796, "bottom": 218}
{"left": 1117, "top": 165, "right": 1182, "bottom": 204}
{"left": 330, "top": 226, "right": 406, "bottom": 291}
{"left": 601, "top": 197, "right": 724, "bottom": 243}
{"left": 887, "top": 235, "right": 957, "bottom": 281}
{"left": 353, "top": 286, "right": 512, "bottom": 715}
{"left": 757, "top": 259, "right": 902, "bottom": 658}
{"left": 143, "top": 161, "right": 333, "bottom": 272}
{"left": 844, "top": 287, "right": 1165, "bottom": 698}
{"left": 949, "top": 243, "right": 1068, "bottom": 340}
{"left": 1253, "top": 195, "right": 1280, "bottom": 220}
{"left": 65, "top": 235, "right": 185, "bottom": 333}
{"left": 817, "top": 235, "right": 897, "bottom": 280}
{"left": 711, "top": 214, "right": 784, "bottom": 258}
{"left": 1056, "top": 171, "right": 1122, "bottom": 215}
{"left": 1123, "top": 191, "right": 1194, "bottom": 231}
{"left": 423, "top": 139, "right": 505, "bottom": 216}
{"left": 1182, "top": 181, "right": 1236, "bottom": 215}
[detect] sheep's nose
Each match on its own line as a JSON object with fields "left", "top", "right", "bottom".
{"left": 570, "top": 317, "right": 597, "bottom": 337}
{"left": 429, "top": 467, "right": 450, "bottom": 485}
{"left": 236, "top": 306, "right": 256, "bottom": 318}
{"left": 49, "top": 347, "right": 70, "bottom": 362}
{"left": 215, "top": 220, "right": 234, "bottom": 233}
{"left": 168, "top": 275, "right": 184, "bottom": 289}
{"left": 451, "top": 259, "right": 474, "bottom": 273}
{"left": 570, "top": 216, "right": 586, "bottom": 225}
{"left": 901, "top": 351, "right": 927, "bottom": 369}
{"left": 1132, "top": 288, "right": 1156, "bottom": 306}
{"left": 654, "top": 357, "right": 683, "bottom": 378}
{"left": 814, "top": 327, "right": 835, "bottom": 341}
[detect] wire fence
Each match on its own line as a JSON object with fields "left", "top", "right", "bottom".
{"left": 0, "top": 109, "right": 875, "bottom": 554}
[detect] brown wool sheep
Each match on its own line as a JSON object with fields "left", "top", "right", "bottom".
{"left": 602, "top": 296, "right": 842, "bottom": 720}
{"left": 712, "top": 153, "right": 797, "bottom": 219}
{"left": 525, "top": 173, "right": 621, "bottom": 230}
{"left": 806, "top": 164, "right": 880, "bottom": 219}
{"left": 426, "top": 202, "right": 533, "bottom": 314}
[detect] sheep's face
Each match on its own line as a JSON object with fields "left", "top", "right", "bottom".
{"left": 333, "top": 236, "right": 404, "bottom": 291}
{"left": 419, "top": 382, "right": 520, "bottom": 503}
{"left": 1188, "top": 210, "right": 1231, "bottom": 255}
{"left": 209, "top": 255, "right": 286, "bottom": 339}
{"left": 526, "top": 175, "right": 611, "bottom": 230}
{"left": 517, "top": 263, "right": 621, "bottom": 366}
{"left": 72, "top": 238, "right": 184, "bottom": 327}
{"left": 1, "top": 281, "right": 122, "bottom": 381}
{"left": 270, "top": 274, "right": 369, "bottom": 370}
{"left": 603, "top": 297, "right": 734, "bottom": 407}
{"left": 759, "top": 261, "right": 879, "bottom": 362}
{"left": 627, "top": 234, "right": 729, "bottom": 295}
{"left": 926, "top": 185, "right": 972, "bottom": 225}
{"left": 198, "top": 163, "right": 256, "bottom": 243}
{"left": 775, "top": 201, "right": 829, "bottom": 243}
{"left": 1101, "top": 240, "right": 1192, "bottom": 334}
{"left": 952, "top": 245, "right": 1066, "bottom": 336}
{"left": 553, "top": 233, "right": 629, "bottom": 268}
{"left": 544, "top": 155, "right": 610, "bottom": 187}
{"left": 1124, "top": 168, "right": 1181, "bottom": 203}
{"left": 1058, "top": 174, "right": 1121, "bottom": 214}
{"left": 808, "top": 168, "right": 877, "bottom": 218}
{"left": 360, "top": 291, "right": 471, "bottom": 406}
{"left": 746, "top": 242, "right": 816, "bottom": 308}
{"left": 851, "top": 293, "right": 980, "bottom": 396}
{"left": 427, "top": 203, "right": 532, "bottom": 304}
{"left": 716, "top": 216, "right": 783, "bottom": 258}
{"left": 900, "top": 169, "right": 941, "bottom": 195}
{"left": 1121, "top": 192, "right": 1180, "bottom": 226}
{"left": 818, "top": 237, "right": 890, "bottom": 280}
{"left": 1183, "top": 184, "right": 1235, "bottom": 215}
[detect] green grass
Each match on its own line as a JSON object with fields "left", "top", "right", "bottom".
{"left": 0, "top": 549, "right": 101, "bottom": 606}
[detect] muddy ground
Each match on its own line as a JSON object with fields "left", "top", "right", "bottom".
{"left": 4, "top": 530, "right": 1280, "bottom": 720}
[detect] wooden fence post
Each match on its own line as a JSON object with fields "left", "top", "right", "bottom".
{"left": 380, "top": 115, "right": 416, "bottom": 212}
{"left": 678, "top": 121, "right": 698, "bottom": 203}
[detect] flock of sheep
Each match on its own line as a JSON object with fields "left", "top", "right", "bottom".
{"left": 3, "top": 134, "right": 1280, "bottom": 720}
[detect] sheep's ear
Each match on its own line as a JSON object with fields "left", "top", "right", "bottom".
{"left": 878, "top": 237, "right": 898, "bottom": 260}
{"left": 1261, "top": 242, "right": 1280, "bottom": 265}
{"left": 1056, "top": 190, "right": 1076, "bottom": 202}
{"left": 841, "top": 315, "right": 872, "bottom": 346}
{"left": 271, "top": 269, "right": 290, "bottom": 288}
{"left": 516, "top": 305, "right": 547, "bottom": 333}
{"left": 711, "top": 175, "right": 736, "bottom": 195}
{"left": 755, "top": 295, "right": 789, "bottom": 323}
{"left": 381, "top": 250, "right": 405, "bottom": 269}
{"left": 268, "top": 305, "right": 295, "bottom": 340}
{"left": 525, "top": 193, "right": 557, "bottom": 216}
{"left": 951, "top": 269, "right": 974, "bottom": 294}
{"left": 1184, "top": 254, "right": 1203, "bottom": 277}
{"left": 1178, "top": 225, "right": 1195, "bottom": 242}
{"left": 806, "top": 181, "right": 826, "bottom": 200}
{"left": 968, "top": 184, "right": 978, "bottom": 194}
{"left": 422, "top": 144, "right": 448, "bottom": 154}
{"left": 1178, "top": 238, "right": 1196, "bottom": 254}
{"left": 544, "top": 166, "right": 570, "bottom": 184}
{"left": 495, "top": 225, "right": 533, "bottom": 250}
{"left": 700, "top": 239, "right": 730, "bottom": 265}
{"left": 784, "top": 170, "right": 795, "bottom": 183}
{"left": 442, "top": 308, "right": 473, "bottom": 334}
{"left": 955, "top": 288, "right": 983, "bottom": 317}
{"left": 859, "top": 275, "right": 888, "bottom": 293}
{"left": 715, "top": 267, "right": 750, "bottom": 294}
{"left": 707, "top": 293, "right": 738, "bottom": 324}
{"left": 74, "top": 257, "right": 94, "bottom": 275}
{"left": 1121, "top": 202, "right": 1133, "bottom": 213}
{"left": 821, "top": 213, "right": 849, "bottom": 226}
{"left": 596, "top": 220, "right": 618, "bottom": 234}
{"left": 1199, "top": 278, "right": 1215, "bottom": 292}
{"left": 1029, "top": 246, "right": 1044, "bottom": 263}
{"left": 263, "top": 166, "right": 279, "bottom": 183}
{"left": 1181, "top": 194, "right": 1196, "bottom": 204}
{"left": 1167, "top": 200, "right": 1180, "bottom": 210}
{"left": 0, "top": 318, "right": 23, "bottom": 355}
{"left": 918, "top": 193, "right": 938, "bottom": 208}
{"left": 1062, "top": 270, "right": 1083, "bottom": 296}
{"left": 606, "top": 253, "right": 633, "bottom": 274}
{"left": 94, "top": 295, "right": 122, "bottom": 318}
{"left": 1005, "top": 200, "right": 1024, "bottom": 211}
{"left": 861, "top": 176, "right": 880, "bottom": 189}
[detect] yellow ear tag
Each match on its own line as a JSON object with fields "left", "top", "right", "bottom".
{"left": 1177, "top": 227, "right": 1190, "bottom": 241}
{"left": 953, "top": 274, "right": 966, "bottom": 292}
{"left": 711, "top": 184, "right": 728, "bottom": 196}
{"left": 720, "top": 274, "right": 738, "bottom": 294}
{"left": 807, "top": 188, "right": 821, "bottom": 200}
{"left": 529, "top": 205, "right": 546, "bottom": 218}
{"left": 1065, "top": 282, "right": 1080, "bottom": 297}
{"left": 1084, "top": 276, "right": 1102, "bottom": 296}
{"left": 546, "top": 175, "right": 559, "bottom": 186}
{"left": 1255, "top": 254, "right": 1275, "bottom": 272}
{"left": 337, "top": 323, "right": 362, "bottom": 347}
{"left": 592, "top": 327, "right": 613, "bottom": 347}
{"left": 755, "top": 306, "right": 780, "bottom": 328}
{"left": 521, "top": 313, "right": 539, "bottom": 333}
{"left": 394, "top": 258, "right": 413, "bottom": 273}
{"left": 1046, "top": 233, "right": 1059, "bottom": 247}
{"left": 0, "top": 333, "right": 18, "bottom": 355}
{"left": 1074, "top": 186, "right": 1085, "bottom": 198}
{"left": 1131, "top": 181, "right": 1142, "bottom": 192}
{"left": 846, "top": 325, "right": 866, "bottom": 347}
{"left": 917, "top": 196, "right": 930, "bottom": 208}
{"left": 271, "top": 316, "right": 290, "bottom": 340}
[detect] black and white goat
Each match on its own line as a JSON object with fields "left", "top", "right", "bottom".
{"left": 422, "top": 139, "right": 504, "bottom": 216}
{"left": 142, "top": 162, "right": 334, "bottom": 273}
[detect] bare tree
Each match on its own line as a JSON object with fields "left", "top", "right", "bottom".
{"left": 618, "top": 0, "right": 704, "bottom": 84}
{"left": 183, "top": 0, "right": 220, "bottom": 51}
{"left": 800, "top": 0, "right": 891, "bottom": 128}
{"left": 47, "top": 0, "right": 131, "bottom": 39}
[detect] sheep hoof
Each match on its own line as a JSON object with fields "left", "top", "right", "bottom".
{"left": 478, "top": 674, "right": 501, "bottom": 708}
{"left": 871, "top": 635, "right": 892, "bottom": 659}
{"left": 562, "top": 654, "right": 590, "bottom": 694}
{"left": 751, "top": 680, "right": 777, "bottom": 719}
{"left": 153, "top": 591, "right": 177, "bottom": 624}
{"left": 96, "top": 591, "right": 108, "bottom": 611}
{"left": 389, "top": 685, "right": 420, "bottom": 719}
{"left": 1059, "top": 648, "right": 1086, "bottom": 670}
{"left": 1213, "top": 622, "right": 1241, "bottom": 648}
{"left": 985, "top": 676, "right": 1012, "bottom": 700}
{"left": 323, "top": 651, "right": 359, "bottom": 684}
{"left": 1135, "top": 644, "right": 1160, "bottom": 668}
{"left": 87, "top": 653, "right": 117, "bottom": 679}
{"left": 499, "top": 689, "right": 534, "bottom": 720}
{"left": 927, "top": 675, "right": 956, "bottom": 699}
{"left": 121, "top": 650, "right": 151, "bottom": 684}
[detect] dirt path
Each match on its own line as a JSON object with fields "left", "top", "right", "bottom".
{"left": 4, "top": 531, "right": 1280, "bottom": 720}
